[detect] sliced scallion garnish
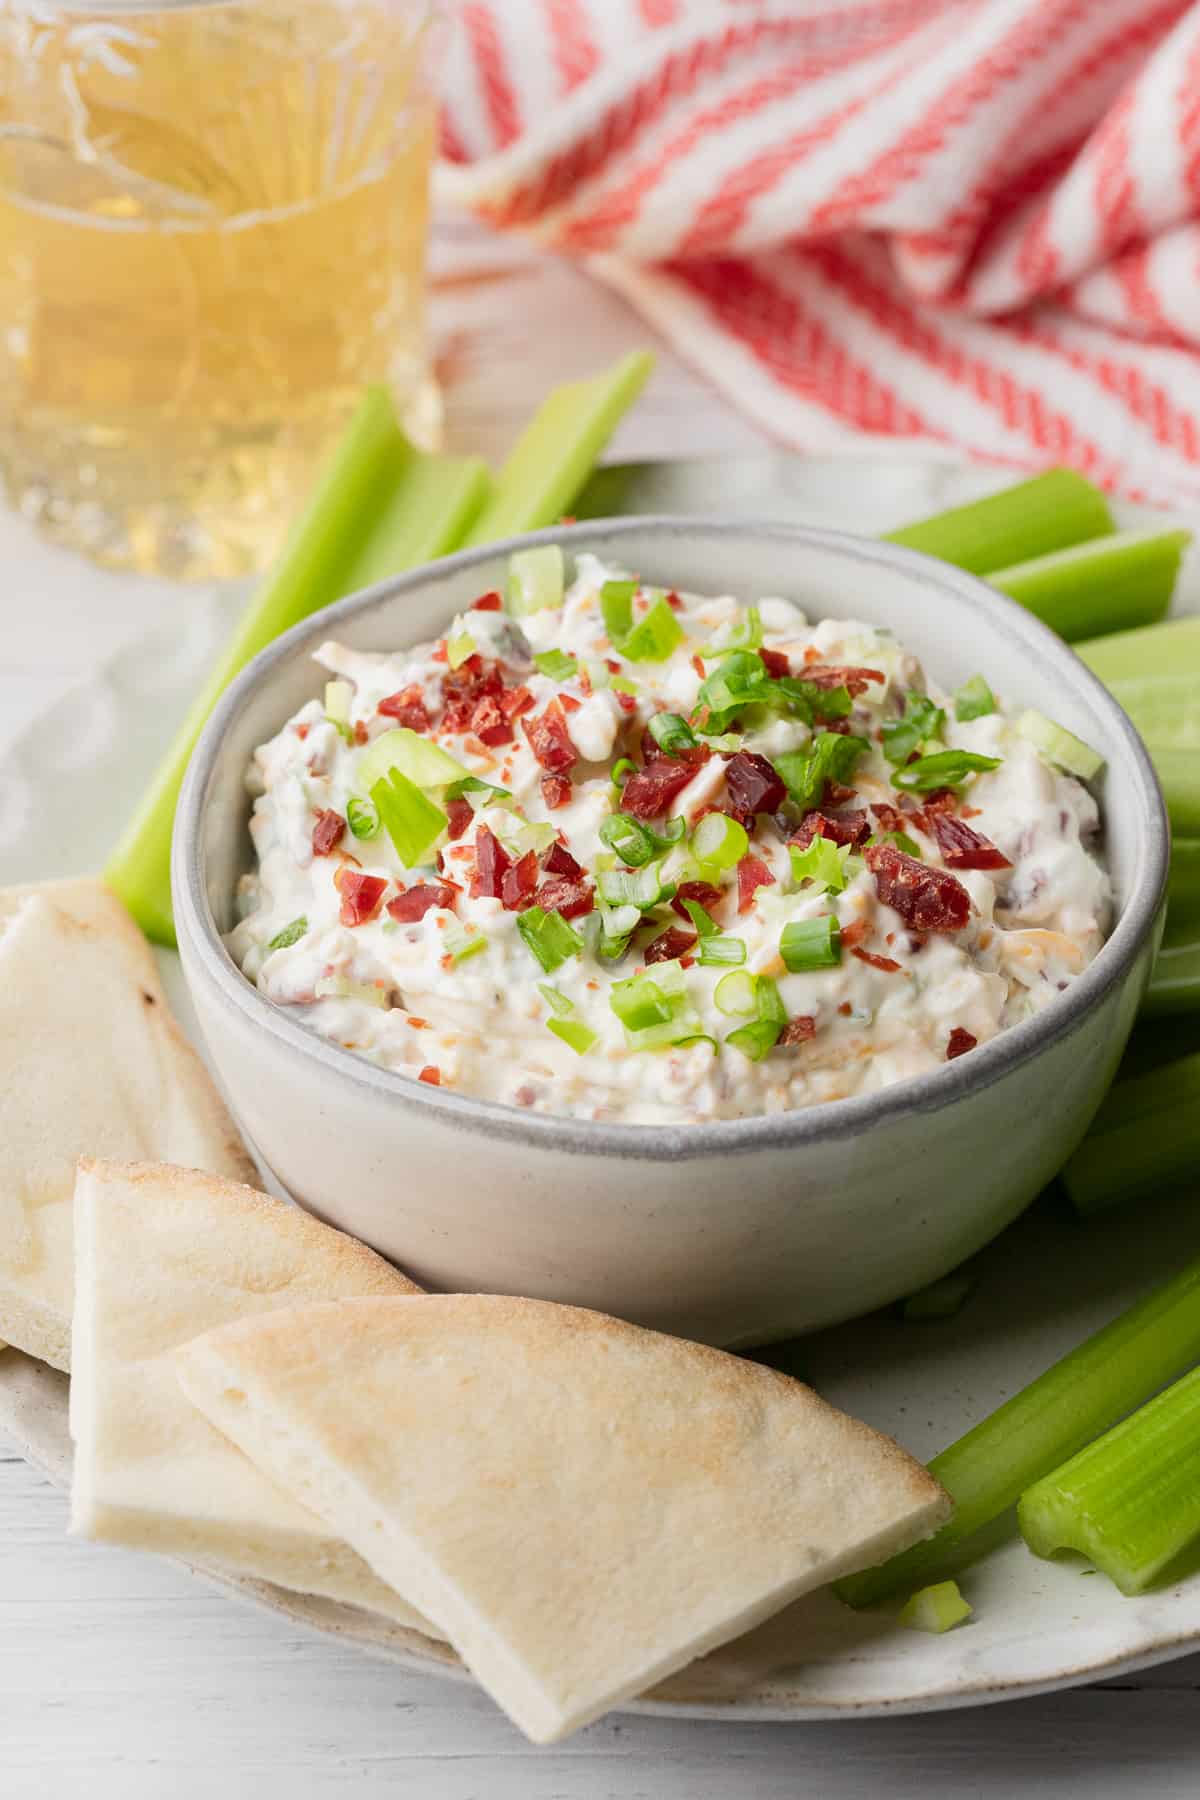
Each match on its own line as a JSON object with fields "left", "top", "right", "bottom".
{"left": 267, "top": 916, "right": 307, "bottom": 951}
{"left": 691, "top": 812, "right": 749, "bottom": 871}
{"left": 699, "top": 606, "right": 762, "bottom": 657}
{"left": 599, "top": 811, "right": 686, "bottom": 869}
{"left": 516, "top": 905, "right": 584, "bottom": 973}
{"left": 538, "top": 982, "right": 575, "bottom": 1017}
{"left": 323, "top": 679, "right": 354, "bottom": 742}
{"left": 713, "top": 969, "right": 758, "bottom": 1017}
{"left": 346, "top": 796, "right": 380, "bottom": 841}
{"left": 1016, "top": 709, "right": 1105, "bottom": 781}
{"left": 358, "top": 727, "right": 469, "bottom": 795}
{"left": 445, "top": 774, "right": 513, "bottom": 804}
{"left": 773, "top": 733, "right": 869, "bottom": 813}
{"left": 780, "top": 916, "right": 842, "bottom": 972}
{"left": 600, "top": 578, "right": 637, "bottom": 643}
{"left": 789, "top": 835, "right": 848, "bottom": 894}
{"left": 612, "top": 756, "right": 637, "bottom": 791}
{"left": 534, "top": 648, "right": 579, "bottom": 682}
{"left": 892, "top": 749, "right": 1001, "bottom": 792}
{"left": 954, "top": 674, "right": 996, "bottom": 721}
{"left": 370, "top": 770, "right": 448, "bottom": 867}
{"left": 443, "top": 922, "right": 488, "bottom": 966}
{"left": 681, "top": 898, "right": 719, "bottom": 938}
{"left": 507, "top": 543, "right": 565, "bottom": 617}
{"left": 698, "top": 934, "right": 746, "bottom": 967}
{"left": 881, "top": 692, "right": 945, "bottom": 766}
{"left": 595, "top": 861, "right": 675, "bottom": 911}
{"left": 621, "top": 596, "right": 685, "bottom": 664}
{"left": 648, "top": 712, "right": 699, "bottom": 756}
{"left": 726, "top": 976, "right": 786, "bottom": 1062}
{"left": 446, "top": 626, "right": 477, "bottom": 670}
{"left": 610, "top": 970, "right": 675, "bottom": 1031}
{"left": 547, "top": 1017, "right": 598, "bottom": 1055}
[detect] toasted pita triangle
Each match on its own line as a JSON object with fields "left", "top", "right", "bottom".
{"left": 0, "top": 880, "right": 255, "bottom": 1369}
{"left": 176, "top": 1295, "right": 951, "bottom": 1742}
{"left": 70, "top": 1159, "right": 440, "bottom": 1634}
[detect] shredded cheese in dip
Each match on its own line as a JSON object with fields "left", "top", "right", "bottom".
{"left": 230, "top": 553, "right": 1110, "bottom": 1125}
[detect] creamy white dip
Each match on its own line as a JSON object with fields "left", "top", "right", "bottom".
{"left": 230, "top": 553, "right": 1110, "bottom": 1125}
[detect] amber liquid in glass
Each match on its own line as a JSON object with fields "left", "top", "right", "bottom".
{"left": 0, "top": 1, "right": 435, "bottom": 577}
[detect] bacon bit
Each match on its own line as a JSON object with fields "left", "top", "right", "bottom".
{"left": 644, "top": 926, "right": 697, "bottom": 965}
{"left": 822, "top": 779, "right": 857, "bottom": 806}
{"left": 386, "top": 883, "right": 456, "bottom": 923}
{"left": 441, "top": 657, "right": 501, "bottom": 733}
{"left": 296, "top": 723, "right": 310, "bottom": 741}
{"left": 446, "top": 796, "right": 474, "bottom": 841}
{"left": 352, "top": 719, "right": 369, "bottom": 746}
{"left": 311, "top": 810, "right": 346, "bottom": 856}
{"left": 664, "top": 589, "right": 683, "bottom": 611}
{"left": 870, "top": 802, "right": 908, "bottom": 835}
{"left": 791, "top": 808, "right": 870, "bottom": 850}
{"left": 840, "top": 916, "right": 869, "bottom": 948}
{"left": 541, "top": 772, "right": 574, "bottom": 810}
{"left": 851, "top": 945, "right": 903, "bottom": 973}
{"left": 378, "top": 684, "right": 431, "bottom": 731}
{"left": 559, "top": 693, "right": 582, "bottom": 714}
{"left": 691, "top": 654, "right": 706, "bottom": 679}
{"left": 671, "top": 879, "right": 724, "bottom": 921}
{"left": 921, "top": 787, "right": 959, "bottom": 816}
{"left": 804, "top": 664, "right": 886, "bottom": 698}
{"left": 724, "top": 751, "right": 786, "bottom": 824}
{"left": 522, "top": 699, "right": 578, "bottom": 773}
{"left": 759, "top": 646, "right": 791, "bottom": 678}
{"left": 432, "top": 643, "right": 448, "bottom": 664}
{"left": 616, "top": 690, "right": 638, "bottom": 714}
{"left": 532, "top": 876, "right": 594, "bottom": 919}
{"left": 864, "top": 844, "right": 971, "bottom": 933}
{"left": 501, "top": 850, "right": 539, "bottom": 912}
{"left": 470, "top": 826, "right": 510, "bottom": 899}
{"left": 605, "top": 658, "right": 622, "bottom": 673}
{"left": 779, "top": 1014, "right": 816, "bottom": 1046}
{"left": 418, "top": 1066, "right": 441, "bottom": 1085}
{"left": 620, "top": 756, "right": 701, "bottom": 821}
{"left": 470, "top": 695, "right": 513, "bottom": 747}
{"left": 947, "top": 1027, "right": 978, "bottom": 1060}
{"left": 500, "top": 685, "right": 535, "bottom": 720}
{"left": 543, "top": 841, "right": 583, "bottom": 879}
{"left": 333, "top": 867, "right": 387, "bottom": 927}
{"left": 837, "top": 1001, "right": 853, "bottom": 1016}
{"left": 737, "top": 855, "right": 775, "bottom": 914}
{"left": 473, "top": 590, "right": 503, "bottom": 611}
{"left": 578, "top": 665, "right": 593, "bottom": 697}
{"left": 407, "top": 1017, "right": 430, "bottom": 1029}
{"left": 961, "top": 804, "right": 982, "bottom": 820}
{"left": 803, "top": 646, "right": 821, "bottom": 663}
{"left": 930, "top": 812, "right": 1012, "bottom": 871}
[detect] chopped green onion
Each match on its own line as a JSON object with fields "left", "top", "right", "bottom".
{"left": 1061, "top": 1049, "right": 1200, "bottom": 1216}
{"left": 610, "top": 674, "right": 640, "bottom": 697}
{"left": 267, "top": 916, "right": 307, "bottom": 951}
{"left": 1017, "top": 710, "right": 1104, "bottom": 781}
{"left": 789, "top": 835, "right": 847, "bottom": 894}
{"left": 881, "top": 692, "right": 945, "bottom": 766}
{"left": 599, "top": 811, "right": 686, "bottom": 868}
{"left": 358, "top": 727, "right": 470, "bottom": 795}
{"left": 625, "top": 1017, "right": 715, "bottom": 1054}
{"left": 699, "top": 606, "right": 763, "bottom": 657}
{"left": 780, "top": 916, "right": 842, "bottom": 972}
{"left": 601, "top": 578, "right": 637, "bottom": 644}
{"left": 507, "top": 543, "right": 565, "bottom": 617}
{"left": 516, "top": 906, "right": 584, "bottom": 974}
{"left": 725, "top": 974, "right": 786, "bottom": 1061}
{"left": 445, "top": 775, "right": 513, "bottom": 805}
{"left": 610, "top": 970, "right": 675, "bottom": 1031}
{"left": 443, "top": 923, "right": 488, "bottom": 966}
{"left": 648, "top": 712, "right": 699, "bottom": 756}
{"left": 869, "top": 829, "right": 923, "bottom": 860}
{"left": 533, "top": 648, "right": 578, "bottom": 682}
{"left": 446, "top": 628, "right": 477, "bottom": 670}
{"left": 681, "top": 898, "right": 719, "bottom": 938}
{"left": 691, "top": 812, "right": 749, "bottom": 870}
{"left": 774, "top": 733, "right": 870, "bottom": 813}
{"left": 988, "top": 527, "right": 1189, "bottom": 643}
{"left": 547, "top": 1017, "right": 598, "bottom": 1056}
{"left": 371, "top": 771, "right": 448, "bottom": 867}
{"left": 954, "top": 674, "right": 997, "bottom": 722}
{"left": 611, "top": 759, "right": 637, "bottom": 795}
{"left": 695, "top": 650, "right": 769, "bottom": 727}
{"left": 1017, "top": 1365, "right": 1200, "bottom": 1595}
{"left": 622, "top": 597, "right": 686, "bottom": 664}
{"left": 693, "top": 729, "right": 744, "bottom": 752}
{"left": 892, "top": 749, "right": 1001, "bottom": 792}
{"left": 902, "top": 1272, "right": 975, "bottom": 1322}
{"left": 698, "top": 934, "right": 746, "bottom": 967}
{"left": 314, "top": 975, "right": 389, "bottom": 1008}
{"left": 594, "top": 899, "right": 641, "bottom": 962}
{"left": 897, "top": 1581, "right": 972, "bottom": 1634}
{"left": 323, "top": 679, "right": 354, "bottom": 742}
{"left": 596, "top": 861, "right": 675, "bottom": 911}
{"left": 346, "top": 796, "right": 380, "bottom": 841}
{"left": 714, "top": 970, "right": 759, "bottom": 1018}
{"left": 836, "top": 1249, "right": 1200, "bottom": 1609}
{"left": 883, "top": 468, "right": 1114, "bottom": 574}
{"left": 492, "top": 813, "right": 558, "bottom": 860}
{"left": 538, "top": 983, "right": 575, "bottom": 1017}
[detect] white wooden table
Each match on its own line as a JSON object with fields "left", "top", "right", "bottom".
{"left": 2, "top": 215, "right": 1198, "bottom": 1799}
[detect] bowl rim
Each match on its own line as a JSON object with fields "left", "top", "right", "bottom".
{"left": 174, "top": 515, "right": 1169, "bottom": 1164}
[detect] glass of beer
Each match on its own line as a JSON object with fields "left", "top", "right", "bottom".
{"left": 0, "top": 0, "right": 440, "bottom": 578}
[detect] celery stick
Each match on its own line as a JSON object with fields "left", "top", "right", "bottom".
{"left": 1061, "top": 1049, "right": 1200, "bottom": 1216}
{"left": 1018, "top": 1366, "right": 1200, "bottom": 1594}
{"left": 1108, "top": 675, "right": 1200, "bottom": 752}
{"left": 1077, "top": 615, "right": 1200, "bottom": 684}
{"left": 462, "top": 351, "right": 653, "bottom": 545}
{"left": 340, "top": 452, "right": 491, "bottom": 593}
{"left": 1168, "top": 838, "right": 1200, "bottom": 929}
{"left": 1151, "top": 750, "right": 1200, "bottom": 839}
{"left": 987, "top": 529, "right": 1188, "bottom": 643}
{"left": 883, "top": 469, "right": 1113, "bottom": 574}
{"left": 1144, "top": 939, "right": 1200, "bottom": 1018}
{"left": 836, "top": 1251, "right": 1200, "bottom": 1608}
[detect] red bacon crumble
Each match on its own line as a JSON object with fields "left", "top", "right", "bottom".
{"left": 759, "top": 645, "right": 791, "bottom": 678}
{"left": 724, "top": 751, "right": 786, "bottom": 824}
{"left": 353, "top": 720, "right": 369, "bottom": 746}
{"left": 501, "top": 851, "right": 539, "bottom": 912}
{"left": 822, "top": 779, "right": 857, "bottom": 805}
{"left": 664, "top": 589, "right": 684, "bottom": 610}
{"left": 311, "top": 810, "right": 346, "bottom": 856}
{"left": 501, "top": 685, "right": 535, "bottom": 720}
{"left": 541, "top": 772, "right": 574, "bottom": 810}
{"left": 441, "top": 656, "right": 502, "bottom": 734}
{"left": 472, "top": 591, "right": 503, "bottom": 612}
{"left": 418, "top": 1066, "right": 441, "bottom": 1085}
{"left": 864, "top": 843, "right": 971, "bottom": 933}
{"left": 803, "top": 664, "right": 886, "bottom": 698}
{"left": 671, "top": 879, "right": 724, "bottom": 921}
{"left": 522, "top": 699, "right": 578, "bottom": 773}
{"left": 377, "top": 685, "right": 431, "bottom": 731}
{"left": 616, "top": 690, "right": 639, "bottom": 715}
{"left": 839, "top": 916, "right": 869, "bottom": 948}
{"left": 929, "top": 812, "right": 1012, "bottom": 871}
{"left": 644, "top": 926, "right": 697, "bottom": 965}
{"left": 737, "top": 855, "right": 775, "bottom": 914}
{"left": 837, "top": 1001, "right": 853, "bottom": 1016}
{"left": 791, "top": 808, "right": 870, "bottom": 850}
{"left": 851, "top": 945, "right": 903, "bottom": 973}
{"left": 446, "top": 796, "right": 474, "bottom": 841}
{"left": 947, "top": 1027, "right": 978, "bottom": 1060}
{"left": 470, "top": 695, "right": 512, "bottom": 746}
{"left": 470, "top": 826, "right": 510, "bottom": 899}
{"left": 691, "top": 654, "right": 706, "bottom": 679}
{"left": 543, "top": 841, "right": 583, "bottom": 879}
{"left": 386, "top": 883, "right": 456, "bottom": 923}
{"left": 620, "top": 756, "right": 702, "bottom": 821}
{"left": 333, "top": 868, "right": 387, "bottom": 927}
{"left": 870, "top": 802, "right": 909, "bottom": 835}
{"left": 532, "top": 877, "right": 594, "bottom": 920}
{"left": 779, "top": 1014, "right": 817, "bottom": 1046}
{"left": 559, "top": 693, "right": 582, "bottom": 714}
{"left": 920, "top": 787, "right": 959, "bottom": 815}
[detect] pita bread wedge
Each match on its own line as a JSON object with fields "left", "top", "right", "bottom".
{"left": 0, "top": 879, "right": 254, "bottom": 1369}
{"left": 176, "top": 1294, "right": 951, "bottom": 1743}
{"left": 70, "top": 1158, "right": 440, "bottom": 1635}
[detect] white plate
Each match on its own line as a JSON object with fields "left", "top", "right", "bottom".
{"left": 2, "top": 453, "right": 1199, "bottom": 1722}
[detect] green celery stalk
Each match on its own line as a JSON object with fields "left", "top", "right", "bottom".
{"left": 986, "top": 529, "right": 1189, "bottom": 643}
{"left": 462, "top": 351, "right": 653, "bottom": 544}
{"left": 1077, "top": 615, "right": 1200, "bottom": 684}
{"left": 1144, "top": 939, "right": 1200, "bottom": 1017}
{"left": 340, "top": 452, "right": 492, "bottom": 593}
{"left": 1061, "top": 1050, "right": 1200, "bottom": 1216}
{"left": 1168, "top": 838, "right": 1200, "bottom": 929}
{"left": 1150, "top": 750, "right": 1200, "bottom": 840}
{"left": 1018, "top": 1365, "right": 1200, "bottom": 1594}
{"left": 883, "top": 469, "right": 1113, "bottom": 574}
{"left": 1107, "top": 675, "right": 1200, "bottom": 752}
{"left": 836, "top": 1251, "right": 1200, "bottom": 1608}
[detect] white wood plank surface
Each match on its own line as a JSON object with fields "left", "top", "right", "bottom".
{"left": 1, "top": 213, "right": 1198, "bottom": 1798}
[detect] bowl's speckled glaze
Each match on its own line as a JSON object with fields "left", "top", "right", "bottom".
{"left": 173, "top": 519, "right": 1168, "bottom": 1346}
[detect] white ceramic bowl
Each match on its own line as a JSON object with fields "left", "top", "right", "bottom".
{"left": 174, "top": 519, "right": 1168, "bottom": 1347}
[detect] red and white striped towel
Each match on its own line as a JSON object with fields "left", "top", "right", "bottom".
{"left": 439, "top": 0, "right": 1200, "bottom": 506}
